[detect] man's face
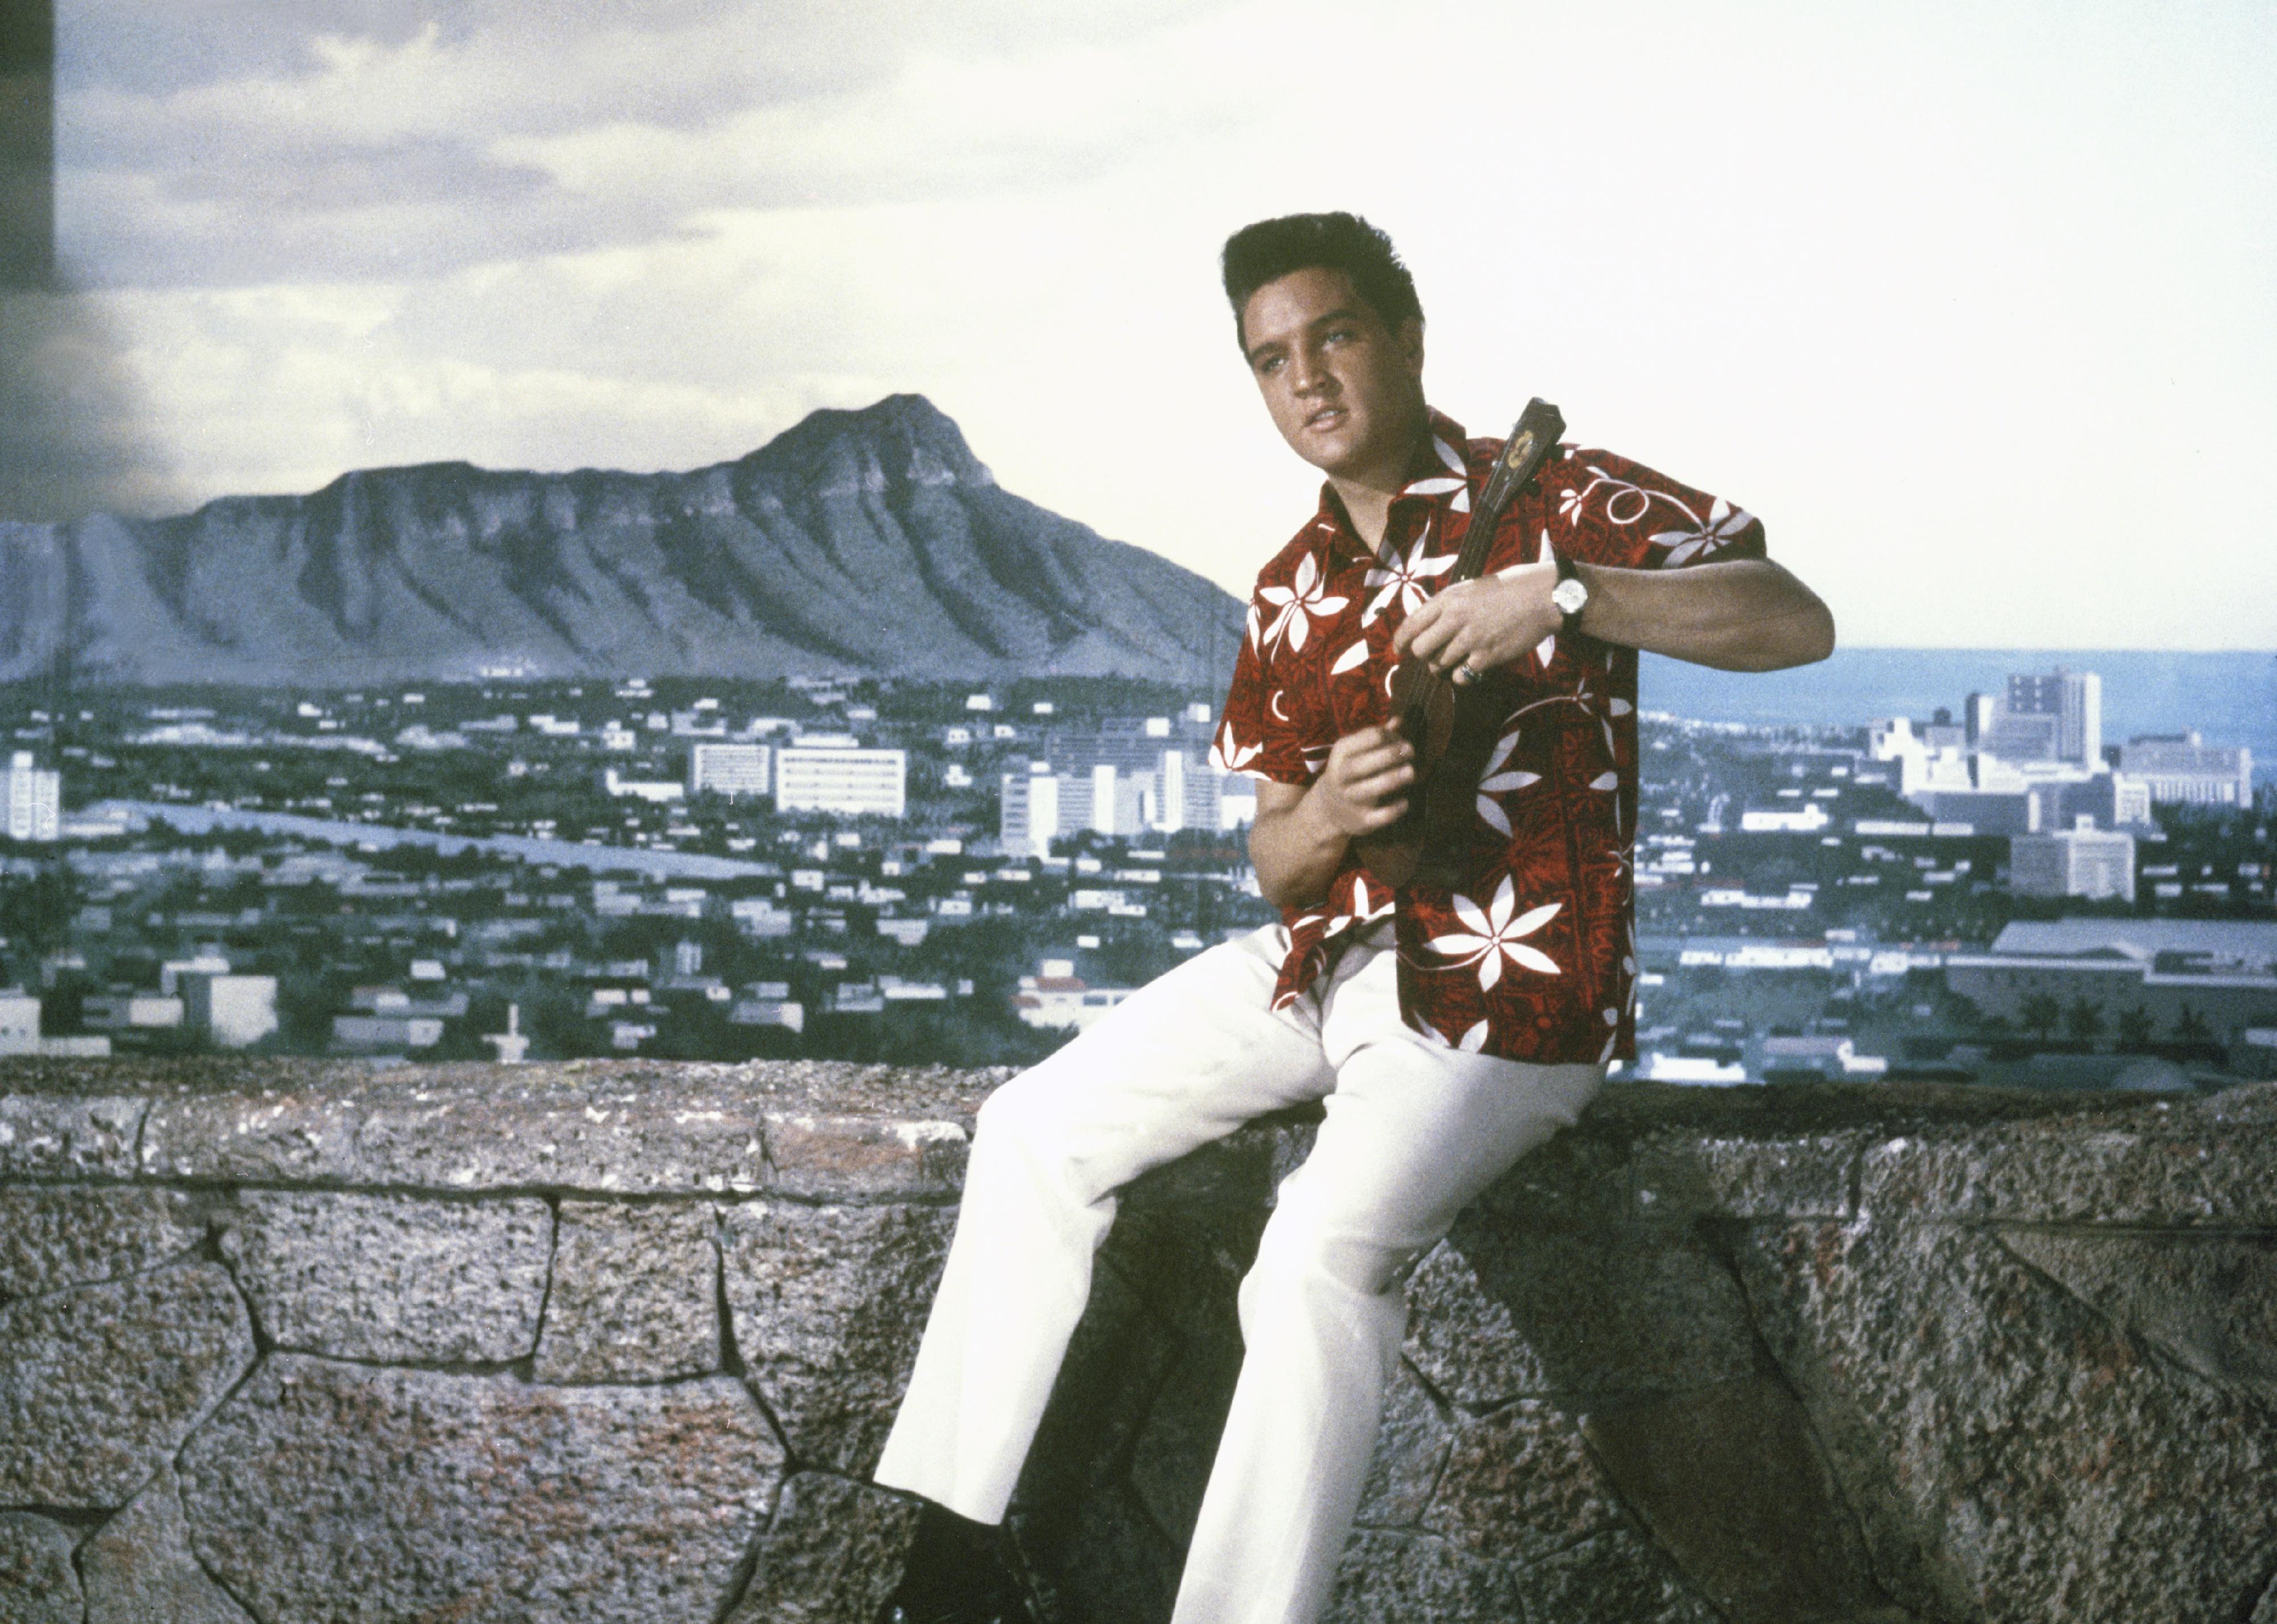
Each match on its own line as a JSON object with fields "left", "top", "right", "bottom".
{"left": 1239, "top": 265, "right": 1425, "bottom": 486}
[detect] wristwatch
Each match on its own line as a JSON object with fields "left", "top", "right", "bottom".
{"left": 1550, "top": 553, "right": 1590, "bottom": 632}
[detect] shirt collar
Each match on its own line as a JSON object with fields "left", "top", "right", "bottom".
{"left": 1312, "top": 406, "right": 1474, "bottom": 562}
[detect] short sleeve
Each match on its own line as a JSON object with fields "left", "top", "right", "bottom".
{"left": 1211, "top": 586, "right": 1327, "bottom": 787}
{"left": 1543, "top": 445, "right": 1767, "bottom": 572}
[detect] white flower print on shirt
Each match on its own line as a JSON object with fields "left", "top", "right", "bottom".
{"left": 1474, "top": 727, "right": 1541, "bottom": 837}
{"left": 1425, "top": 879, "right": 1561, "bottom": 991}
{"left": 1256, "top": 551, "right": 1348, "bottom": 655}
{"left": 1363, "top": 521, "right": 1458, "bottom": 625}
{"left": 1212, "top": 722, "right": 1262, "bottom": 778}
{"left": 1653, "top": 497, "right": 1756, "bottom": 566}
{"left": 1399, "top": 435, "right": 1472, "bottom": 513}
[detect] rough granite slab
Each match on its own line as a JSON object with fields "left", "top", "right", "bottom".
{"left": 0, "top": 1089, "right": 144, "bottom": 1180}
{"left": 1861, "top": 1105, "right": 2277, "bottom": 1225}
{"left": 79, "top": 1461, "right": 257, "bottom": 1624}
{"left": 1737, "top": 1214, "right": 2277, "bottom": 1624}
{"left": 124, "top": 1058, "right": 1001, "bottom": 1198}
{"left": 1403, "top": 1226, "right": 1757, "bottom": 1409}
{"left": 724, "top": 1470, "right": 921, "bottom": 1624}
{"left": 178, "top": 1355, "right": 783, "bottom": 1624}
{"left": 718, "top": 1198, "right": 955, "bottom": 1473}
{"left": 0, "top": 1511, "right": 83, "bottom": 1624}
{"left": 0, "top": 1184, "right": 210, "bottom": 1300}
{"left": 535, "top": 1197, "right": 720, "bottom": 1383}
{"left": 0, "top": 1262, "right": 255, "bottom": 1507}
{"left": 216, "top": 1188, "right": 553, "bottom": 1363}
{"left": 1630, "top": 1131, "right": 1864, "bottom": 1220}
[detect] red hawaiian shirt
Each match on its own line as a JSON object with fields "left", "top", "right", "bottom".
{"left": 1211, "top": 407, "right": 1768, "bottom": 1064}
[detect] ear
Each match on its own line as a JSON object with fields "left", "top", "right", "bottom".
{"left": 1398, "top": 316, "right": 1425, "bottom": 377}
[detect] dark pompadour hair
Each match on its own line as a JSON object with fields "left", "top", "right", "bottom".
{"left": 1220, "top": 212, "right": 1423, "bottom": 350}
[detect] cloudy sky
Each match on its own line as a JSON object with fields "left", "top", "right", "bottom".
{"left": 43, "top": 0, "right": 2277, "bottom": 648}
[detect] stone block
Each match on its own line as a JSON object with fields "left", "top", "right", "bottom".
{"left": 0, "top": 1262, "right": 254, "bottom": 1507}
{"left": 1403, "top": 1226, "right": 1757, "bottom": 1409}
{"left": 1510, "top": 1523, "right": 1723, "bottom": 1624}
{"left": 140, "top": 1081, "right": 363, "bottom": 1184}
{"left": 216, "top": 1189, "right": 551, "bottom": 1363}
{"left": 1421, "top": 1396, "right": 1623, "bottom": 1564}
{"left": 0, "top": 1184, "right": 209, "bottom": 1300}
{"left": 1998, "top": 1228, "right": 2277, "bottom": 1408}
{"left": 718, "top": 1199, "right": 953, "bottom": 1472}
{"left": 762, "top": 1112, "right": 968, "bottom": 1201}
{"left": 1016, "top": 1480, "right": 1181, "bottom": 1624}
{"left": 0, "top": 1089, "right": 142, "bottom": 1179}
{"left": 1632, "top": 1132, "right": 1861, "bottom": 1220}
{"left": 1124, "top": 1300, "right": 1244, "bottom": 1548}
{"left": 1474, "top": 1126, "right": 1636, "bottom": 1226}
{"left": 79, "top": 1461, "right": 256, "bottom": 1624}
{"left": 1013, "top": 1259, "right": 1178, "bottom": 1523}
{"left": 1580, "top": 1375, "right": 1883, "bottom": 1624}
{"left": 137, "top": 1066, "right": 782, "bottom": 1195}
{"left": 1861, "top": 1115, "right": 2277, "bottom": 1226}
{"left": 0, "top": 1512, "right": 81, "bottom": 1624}
{"left": 1323, "top": 1529, "right": 1524, "bottom": 1622}
{"left": 177, "top": 1355, "right": 781, "bottom": 1624}
{"left": 535, "top": 1197, "right": 719, "bottom": 1382}
{"left": 1737, "top": 1215, "right": 2277, "bottom": 1624}
{"left": 725, "top": 1471, "right": 921, "bottom": 1624}
{"left": 1353, "top": 1359, "right": 1452, "bottom": 1531}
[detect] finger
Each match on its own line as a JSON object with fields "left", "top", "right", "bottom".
{"left": 1339, "top": 735, "right": 1414, "bottom": 776}
{"left": 1404, "top": 617, "right": 1456, "bottom": 665}
{"left": 1431, "top": 628, "right": 1477, "bottom": 673}
{"left": 1351, "top": 796, "right": 1409, "bottom": 831}
{"left": 1392, "top": 601, "right": 1438, "bottom": 655}
{"left": 1344, "top": 762, "right": 1417, "bottom": 804}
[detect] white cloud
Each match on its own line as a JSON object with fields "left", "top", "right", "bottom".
{"left": 46, "top": 0, "right": 2277, "bottom": 648}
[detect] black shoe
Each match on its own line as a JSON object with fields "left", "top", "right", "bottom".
{"left": 873, "top": 1500, "right": 1039, "bottom": 1624}
{"left": 872, "top": 1566, "right": 1038, "bottom": 1624}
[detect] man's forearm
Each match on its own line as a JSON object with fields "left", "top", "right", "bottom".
{"left": 1571, "top": 558, "right": 1834, "bottom": 672}
{"left": 1249, "top": 790, "right": 1353, "bottom": 911}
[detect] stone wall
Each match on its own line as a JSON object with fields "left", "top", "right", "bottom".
{"left": 1, "top": 1057, "right": 2272, "bottom": 1624}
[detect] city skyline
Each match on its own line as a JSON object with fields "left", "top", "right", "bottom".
{"left": 13, "top": 0, "right": 2274, "bottom": 651}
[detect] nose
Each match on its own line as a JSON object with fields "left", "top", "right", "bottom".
{"left": 1289, "top": 345, "right": 1331, "bottom": 396}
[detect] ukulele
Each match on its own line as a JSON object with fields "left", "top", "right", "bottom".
{"left": 1354, "top": 398, "right": 1566, "bottom": 892}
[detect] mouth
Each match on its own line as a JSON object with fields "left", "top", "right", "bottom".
{"left": 1304, "top": 405, "right": 1347, "bottom": 432}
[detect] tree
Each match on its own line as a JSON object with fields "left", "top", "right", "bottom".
{"left": 2018, "top": 992, "right": 2062, "bottom": 1041}
{"left": 2115, "top": 1005, "right": 2156, "bottom": 1050}
{"left": 2172, "top": 1004, "right": 2212, "bottom": 1045}
{"left": 2062, "top": 997, "right": 2106, "bottom": 1045}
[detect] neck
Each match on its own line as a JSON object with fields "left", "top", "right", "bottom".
{"left": 1324, "top": 413, "right": 1428, "bottom": 551}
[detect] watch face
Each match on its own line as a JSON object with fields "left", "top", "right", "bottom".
{"left": 1552, "top": 577, "right": 1589, "bottom": 615}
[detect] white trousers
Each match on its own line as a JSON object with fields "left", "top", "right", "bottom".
{"left": 872, "top": 921, "right": 1605, "bottom": 1624}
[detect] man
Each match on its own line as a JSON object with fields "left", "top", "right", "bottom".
{"left": 870, "top": 211, "right": 1834, "bottom": 1624}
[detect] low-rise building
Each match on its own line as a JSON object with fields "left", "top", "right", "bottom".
{"left": 1945, "top": 919, "right": 2277, "bottom": 1038}
{"left": 2009, "top": 817, "right": 2136, "bottom": 903}
{"left": 2111, "top": 731, "right": 2254, "bottom": 807}
{"left": 776, "top": 744, "right": 906, "bottom": 817}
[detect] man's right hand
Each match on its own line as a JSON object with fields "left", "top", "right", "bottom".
{"left": 1306, "top": 722, "right": 1415, "bottom": 836}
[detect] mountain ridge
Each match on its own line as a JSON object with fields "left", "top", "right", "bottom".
{"left": 0, "top": 394, "right": 1245, "bottom": 686}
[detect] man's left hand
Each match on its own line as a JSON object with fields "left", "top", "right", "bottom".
{"left": 1392, "top": 558, "right": 1560, "bottom": 678}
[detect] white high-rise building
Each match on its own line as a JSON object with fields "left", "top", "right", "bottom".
{"left": 4, "top": 752, "right": 60, "bottom": 842}
{"left": 689, "top": 742, "right": 770, "bottom": 798}
{"left": 775, "top": 744, "right": 906, "bottom": 817}
{"left": 2001, "top": 669, "right": 2102, "bottom": 766}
